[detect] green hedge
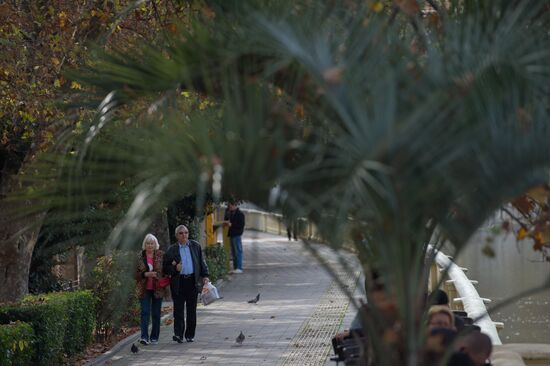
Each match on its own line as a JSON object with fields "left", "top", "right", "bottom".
{"left": 24, "top": 291, "right": 95, "bottom": 356}
{"left": 0, "top": 321, "right": 34, "bottom": 366}
{"left": 205, "top": 243, "right": 228, "bottom": 283}
{"left": 0, "top": 290, "right": 96, "bottom": 365}
{"left": 0, "top": 300, "right": 67, "bottom": 365}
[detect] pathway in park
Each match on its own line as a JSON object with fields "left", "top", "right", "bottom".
{"left": 88, "top": 231, "right": 361, "bottom": 366}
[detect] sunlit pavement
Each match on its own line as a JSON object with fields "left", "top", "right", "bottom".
{"left": 87, "top": 231, "right": 360, "bottom": 366}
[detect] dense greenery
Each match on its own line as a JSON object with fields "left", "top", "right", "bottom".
{"left": 88, "top": 253, "right": 139, "bottom": 342}
{"left": 23, "top": 291, "right": 96, "bottom": 356}
{"left": 0, "top": 321, "right": 34, "bottom": 366}
{"left": 0, "top": 300, "right": 67, "bottom": 365}
{"left": 205, "top": 243, "right": 229, "bottom": 283}
{"left": 0, "top": 290, "right": 95, "bottom": 365}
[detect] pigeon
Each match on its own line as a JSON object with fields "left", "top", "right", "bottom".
{"left": 131, "top": 343, "right": 139, "bottom": 354}
{"left": 247, "top": 293, "right": 260, "bottom": 304}
{"left": 236, "top": 331, "right": 245, "bottom": 345}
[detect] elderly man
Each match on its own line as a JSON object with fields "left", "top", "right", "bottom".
{"left": 163, "top": 225, "right": 209, "bottom": 343}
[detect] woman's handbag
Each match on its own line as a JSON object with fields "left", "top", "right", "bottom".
{"left": 158, "top": 276, "right": 171, "bottom": 288}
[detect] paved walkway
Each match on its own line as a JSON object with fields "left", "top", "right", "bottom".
{"left": 89, "top": 231, "right": 360, "bottom": 366}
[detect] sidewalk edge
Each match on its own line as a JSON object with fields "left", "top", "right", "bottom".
{"left": 84, "top": 278, "right": 228, "bottom": 366}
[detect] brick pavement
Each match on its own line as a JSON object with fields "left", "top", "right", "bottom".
{"left": 88, "top": 231, "right": 359, "bottom": 366}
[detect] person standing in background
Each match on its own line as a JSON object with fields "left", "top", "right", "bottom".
{"left": 224, "top": 200, "right": 245, "bottom": 273}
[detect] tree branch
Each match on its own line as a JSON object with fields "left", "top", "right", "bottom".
{"left": 501, "top": 206, "right": 529, "bottom": 230}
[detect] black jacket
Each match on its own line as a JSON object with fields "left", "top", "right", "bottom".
{"left": 224, "top": 208, "right": 245, "bottom": 237}
{"left": 162, "top": 240, "right": 209, "bottom": 295}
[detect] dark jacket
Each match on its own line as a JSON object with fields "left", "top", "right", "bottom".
{"left": 135, "top": 250, "right": 168, "bottom": 299}
{"left": 162, "top": 240, "right": 209, "bottom": 295}
{"left": 224, "top": 208, "right": 245, "bottom": 237}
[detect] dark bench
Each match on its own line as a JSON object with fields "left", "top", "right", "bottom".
{"left": 330, "top": 333, "right": 367, "bottom": 365}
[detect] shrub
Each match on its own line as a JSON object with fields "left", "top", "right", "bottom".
{"left": 87, "top": 252, "right": 139, "bottom": 342}
{"left": 23, "top": 291, "right": 95, "bottom": 356}
{"left": 0, "top": 321, "right": 34, "bottom": 366}
{"left": 0, "top": 300, "right": 67, "bottom": 365}
{"left": 205, "top": 243, "right": 228, "bottom": 283}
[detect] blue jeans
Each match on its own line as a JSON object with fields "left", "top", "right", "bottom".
{"left": 140, "top": 290, "right": 162, "bottom": 341}
{"left": 230, "top": 236, "right": 243, "bottom": 270}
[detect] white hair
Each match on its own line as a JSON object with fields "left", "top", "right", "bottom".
{"left": 142, "top": 233, "right": 160, "bottom": 250}
{"left": 175, "top": 225, "right": 188, "bottom": 235}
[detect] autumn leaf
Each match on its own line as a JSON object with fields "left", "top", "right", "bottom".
{"left": 293, "top": 103, "right": 305, "bottom": 118}
{"left": 369, "top": 2, "right": 384, "bottom": 13}
{"left": 166, "top": 23, "right": 177, "bottom": 33}
{"left": 533, "top": 237, "right": 543, "bottom": 251}
{"left": 58, "top": 11, "right": 67, "bottom": 28}
{"left": 70, "top": 81, "right": 82, "bottom": 90}
{"left": 517, "top": 227, "right": 527, "bottom": 240}
{"left": 511, "top": 195, "right": 534, "bottom": 215}
{"left": 526, "top": 185, "right": 550, "bottom": 204}
{"left": 427, "top": 13, "right": 441, "bottom": 30}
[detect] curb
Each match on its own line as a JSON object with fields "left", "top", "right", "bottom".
{"left": 85, "top": 278, "right": 228, "bottom": 366}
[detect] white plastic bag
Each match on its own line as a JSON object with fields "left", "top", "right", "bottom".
{"left": 201, "top": 281, "right": 220, "bottom": 306}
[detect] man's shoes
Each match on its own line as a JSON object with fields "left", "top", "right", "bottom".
{"left": 172, "top": 335, "right": 183, "bottom": 343}
{"left": 186, "top": 338, "right": 194, "bottom": 343}
{"left": 234, "top": 269, "right": 243, "bottom": 273}
{"left": 150, "top": 339, "right": 158, "bottom": 345}
{"left": 139, "top": 338, "right": 150, "bottom": 345}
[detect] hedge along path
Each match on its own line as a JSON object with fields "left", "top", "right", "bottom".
{"left": 280, "top": 267, "right": 360, "bottom": 366}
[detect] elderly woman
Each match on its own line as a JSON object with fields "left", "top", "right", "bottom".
{"left": 135, "top": 233, "right": 168, "bottom": 345}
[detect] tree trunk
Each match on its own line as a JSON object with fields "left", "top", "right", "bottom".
{"left": 148, "top": 208, "right": 170, "bottom": 250}
{"left": 0, "top": 197, "right": 45, "bottom": 303}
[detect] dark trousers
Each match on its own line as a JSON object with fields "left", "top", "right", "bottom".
{"left": 173, "top": 275, "right": 198, "bottom": 339}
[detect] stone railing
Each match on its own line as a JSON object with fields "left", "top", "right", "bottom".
{"left": 429, "top": 246, "right": 550, "bottom": 366}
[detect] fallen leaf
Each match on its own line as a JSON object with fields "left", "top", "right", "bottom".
{"left": 517, "top": 227, "right": 527, "bottom": 241}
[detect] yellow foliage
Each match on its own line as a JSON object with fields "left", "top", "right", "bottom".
{"left": 517, "top": 227, "right": 527, "bottom": 240}
{"left": 369, "top": 2, "right": 384, "bottom": 12}
{"left": 70, "top": 81, "right": 82, "bottom": 90}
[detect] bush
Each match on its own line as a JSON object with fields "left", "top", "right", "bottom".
{"left": 87, "top": 253, "right": 139, "bottom": 342}
{"left": 23, "top": 291, "right": 95, "bottom": 356}
{"left": 0, "top": 321, "right": 34, "bottom": 366}
{"left": 205, "top": 243, "right": 228, "bottom": 283}
{"left": 0, "top": 300, "right": 67, "bottom": 365}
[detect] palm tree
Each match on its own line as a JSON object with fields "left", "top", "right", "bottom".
{"left": 16, "top": 0, "right": 550, "bottom": 364}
